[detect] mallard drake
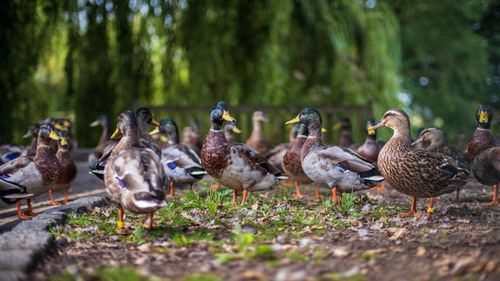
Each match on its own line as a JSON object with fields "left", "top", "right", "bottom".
{"left": 224, "top": 121, "right": 241, "bottom": 143}
{"left": 201, "top": 102, "right": 285, "bottom": 206}
{"left": 246, "top": 111, "right": 274, "bottom": 155}
{"left": 412, "top": 127, "right": 469, "bottom": 201}
{"left": 335, "top": 117, "right": 358, "bottom": 150}
{"left": 91, "top": 107, "right": 161, "bottom": 181}
{"left": 370, "top": 109, "right": 470, "bottom": 217}
{"left": 47, "top": 130, "right": 77, "bottom": 205}
{"left": 88, "top": 115, "right": 109, "bottom": 169}
{"left": 282, "top": 123, "right": 312, "bottom": 198}
{"left": 0, "top": 123, "right": 61, "bottom": 220}
{"left": 150, "top": 118, "right": 206, "bottom": 196}
{"left": 357, "top": 119, "right": 383, "bottom": 162}
{"left": 464, "top": 104, "right": 499, "bottom": 206}
{"left": 181, "top": 118, "right": 203, "bottom": 154}
{"left": 286, "top": 109, "right": 383, "bottom": 202}
{"left": 104, "top": 111, "right": 166, "bottom": 234}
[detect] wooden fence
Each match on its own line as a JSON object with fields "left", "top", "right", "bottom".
{"left": 148, "top": 103, "right": 374, "bottom": 145}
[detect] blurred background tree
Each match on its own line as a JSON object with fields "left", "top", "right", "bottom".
{"left": 0, "top": 0, "right": 498, "bottom": 146}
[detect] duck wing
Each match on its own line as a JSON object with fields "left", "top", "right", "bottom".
{"left": 0, "top": 156, "right": 31, "bottom": 175}
{"left": 111, "top": 148, "right": 165, "bottom": 195}
{"left": 317, "top": 146, "right": 377, "bottom": 173}
{"left": 232, "top": 143, "right": 284, "bottom": 177}
{"left": 162, "top": 144, "right": 206, "bottom": 178}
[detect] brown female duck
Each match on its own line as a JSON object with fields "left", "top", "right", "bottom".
{"left": 412, "top": 127, "right": 469, "bottom": 200}
{"left": 105, "top": 111, "right": 166, "bottom": 234}
{"left": 181, "top": 119, "right": 203, "bottom": 154}
{"left": 336, "top": 117, "right": 358, "bottom": 149}
{"left": 370, "top": 109, "right": 469, "bottom": 217}
{"left": 0, "top": 123, "right": 60, "bottom": 220}
{"left": 282, "top": 123, "right": 312, "bottom": 198}
{"left": 464, "top": 104, "right": 499, "bottom": 206}
{"left": 202, "top": 102, "right": 285, "bottom": 206}
{"left": 246, "top": 111, "right": 274, "bottom": 155}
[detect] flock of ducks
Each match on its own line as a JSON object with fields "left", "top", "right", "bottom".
{"left": 0, "top": 119, "right": 76, "bottom": 219}
{"left": 0, "top": 102, "right": 498, "bottom": 235}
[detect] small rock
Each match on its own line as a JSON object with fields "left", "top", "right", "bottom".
{"left": 298, "top": 238, "right": 313, "bottom": 247}
{"left": 370, "top": 222, "right": 383, "bottom": 231}
{"left": 362, "top": 203, "right": 372, "bottom": 213}
{"left": 332, "top": 246, "right": 349, "bottom": 257}
{"left": 416, "top": 246, "right": 426, "bottom": 257}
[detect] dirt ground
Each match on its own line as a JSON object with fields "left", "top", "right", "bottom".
{"left": 31, "top": 180, "right": 499, "bottom": 281}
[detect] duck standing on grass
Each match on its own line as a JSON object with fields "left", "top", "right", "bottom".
{"left": 149, "top": 118, "right": 206, "bottom": 197}
{"left": 0, "top": 123, "right": 61, "bottom": 220}
{"left": 91, "top": 107, "right": 161, "bottom": 181}
{"left": 104, "top": 111, "right": 166, "bottom": 234}
{"left": 464, "top": 104, "right": 499, "bottom": 206}
{"left": 369, "top": 109, "right": 469, "bottom": 218}
{"left": 286, "top": 109, "right": 383, "bottom": 203}
{"left": 282, "top": 123, "right": 312, "bottom": 198}
{"left": 202, "top": 102, "right": 286, "bottom": 206}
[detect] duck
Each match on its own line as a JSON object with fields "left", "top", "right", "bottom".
{"left": 282, "top": 123, "right": 313, "bottom": 198}
{"left": 201, "top": 102, "right": 285, "bottom": 206}
{"left": 464, "top": 104, "right": 499, "bottom": 206}
{"left": 264, "top": 124, "right": 302, "bottom": 175}
{"left": 286, "top": 109, "right": 383, "bottom": 203}
{"left": 104, "top": 111, "right": 167, "bottom": 234}
{"left": 48, "top": 130, "right": 77, "bottom": 205}
{"left": 88, "top": 115, "right": 110, "bottom": 169}
{"left": 357, "top": 119, "right": 383, "bottom": 162}
{"left": 150, "top": 118, "right": 206, "bottom": 196}
{"left": 246, "top": 111, "right": 274, "bottom": 155}
{"left": 181, "top": 118, "right": 203, "bottom": 154}
{"left": 91, "top": 107, "right": 161, "bottom": 181}
{"left": 335, "top": 117, "right": 358, "bottom": 150}
{"left": 0, "top": 123, "right": 61, "bottom": 220}
{"left": 224, "top": 121, "right": 241, "bottom": 143}
{"left": 369, "top": 109, "right": 470, "bottom": 217}
{"left": 412, "top": 127, "right": 469, "bottom": 201}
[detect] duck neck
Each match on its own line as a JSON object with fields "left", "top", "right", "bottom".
{"left": 302, "top": 124, "right": 323, "bottom": 156}
{"left": 168, "top": 128, "right": 180, "bottom": 144}
{"left": 387, "top": 125, "right": 412, "bottom": 151}
{"left": 366, "top": 135, "right": 376, "bottom": 141}
{"left": 211, "top": 121, "right": 224, "bottom": 131}
{"left": 250, "top": 120, "right": 263, "bottom": 140}
{"left": 99, "top": 123, "right": 109, "bottom": 146}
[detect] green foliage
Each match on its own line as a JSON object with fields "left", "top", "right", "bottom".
{"left": 2, "top": 0, "right": 498, "bottom": 145}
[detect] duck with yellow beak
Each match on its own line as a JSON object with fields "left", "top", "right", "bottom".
{"left": 285, "top": 108, "right": 383, "bottom": 203}
{"left": 369, "top": 109, "right": 469, "bottom": 218}
{"left": 464, "top": 104, "right": 499, "bottom": 206}
{"left": 91, "top": 107, "right": 161, "bottom": 181}
{"left": 0, "top": 123, "right": 61, "bottom": 220}
{"left": 201, "top": 101, "right": 286, "bottom": 206}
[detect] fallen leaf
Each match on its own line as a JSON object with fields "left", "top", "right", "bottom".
{"left": 416, "top": 246, "right": 426, "bottom": 257}
{"left": 332, "top": 247, "right": 349, "bottom": 257}
{"left": 242, "top": 270, "right": 266, "bottom": 280}
{"left": 389, "top": 228, "right": 407, "bottom": 240}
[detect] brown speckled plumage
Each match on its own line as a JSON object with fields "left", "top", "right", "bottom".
{"left": 375, "top": 109, "right": 469, "bottom": 198}
{"left": 283, "top": 125, "right": 312, "bottom": 184}
{"left": 201, "top": 130, "right": 231, "bottom": 178}
{"left": 56, "top": 134, "right": 77, "bottom": 187}
{"left": 246, "top": 111, "right": 274, "bottom": 155}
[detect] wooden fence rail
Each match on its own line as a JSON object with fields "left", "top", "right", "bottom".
{"left": 147, "top": 103, "right": 374, "bottom": 145}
